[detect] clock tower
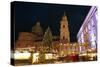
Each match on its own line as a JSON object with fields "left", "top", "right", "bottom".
{"left": 60, "top": 12, "right": 70, "bottom": 44}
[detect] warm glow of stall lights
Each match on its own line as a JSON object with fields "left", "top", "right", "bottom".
{"left": 60, "top": 43, "right": 63, "bottom": 45}
{"left": 52, "top": 54, "right": 58, "bottom": 59}
{"left": 45, "top": 53, "right": 53, "bottom": 59}
{"left": 79, "top": 53, "right": 87, "bottom": 56}
{"left": 88, "top": 53, "right": 97, "bottom": 57}
{"left": 15, "top": 50, "right": 20, "bottom": 53}
{"left": 23, "top": 50, "right": 29, "bottom": 53}
{"left": 91, "top": 48, "right": 96, "bottom": 51}
{"left": 32, "top": 53, "right": 39, "bottom": 63}
{"left": 92, "top": 53, "right": 97, "bottom": 57}
{"left": 88, "top": 49, "right": 92, "bottom": 52}
{"left": 72, "top": 51, "right": 75, "bottom": 54}
{"left": 14, "top": 52, "right": 31, "bottom": 60}
{"left": 64, "top": 44, "right": 66, "bottom": 46}
{"left": 70, "top": 44, "right": 72, "bottom": 45}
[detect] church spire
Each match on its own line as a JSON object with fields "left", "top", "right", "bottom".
{"left": 64, "top": 11, "right": 66, "bottom": 16}
{"left": 62, "top": 11, "right": 68, "bottom": 21}
{"left": 36, "top": 21, "right": 40, "bottom": 26}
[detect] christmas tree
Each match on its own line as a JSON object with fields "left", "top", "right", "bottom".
{"left": 42, "top": 27, "right": 53, "bottom": 52}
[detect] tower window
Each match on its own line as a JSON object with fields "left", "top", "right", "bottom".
{"left": 63, "top": 25, "right": 65, "bottom": 28}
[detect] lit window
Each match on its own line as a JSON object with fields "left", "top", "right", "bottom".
{"left": 91, "top": 41, "right": 96, "bottom": 49}
{"left": 89, "top": 31, "right": 96, "bottom": 41}
{"left": 88, "top": 23, "right": 91, "bottom": 30}
{"left": 81, "top": 32, "right": 84, "bottom": 43}
{"left": 91, "top": 19, "right": 94, "bottom": 26}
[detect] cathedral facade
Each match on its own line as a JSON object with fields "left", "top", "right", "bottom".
{"left": 15, "top": 12, "right": 78, "bottom": 57}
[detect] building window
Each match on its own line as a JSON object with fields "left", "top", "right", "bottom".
{"left": 91, "top": 19, "right": 94, "bottom": 27}
{"left": 88, "top": 23, "right": 91, "bottom": 30}
{"left": 81, "top": 32, "right": 84, "bottom": 43}
{"left": 91, "top": 41, "right": 96, "bottom": 49}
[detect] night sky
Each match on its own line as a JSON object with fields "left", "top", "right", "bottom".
{"left": 12, "top": 1, "right": 91, "bottom": 42}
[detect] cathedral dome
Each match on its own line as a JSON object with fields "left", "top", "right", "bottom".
{"left": 32, "top": 22, "right": 43, "bottom": 37}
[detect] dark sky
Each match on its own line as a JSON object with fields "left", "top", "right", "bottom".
{"left": 12, "top": 1, "right": 91, "bottom": 42}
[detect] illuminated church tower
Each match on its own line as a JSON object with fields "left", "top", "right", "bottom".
{"left": 60, "top": 12, "right": 70, "bottom": 44}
